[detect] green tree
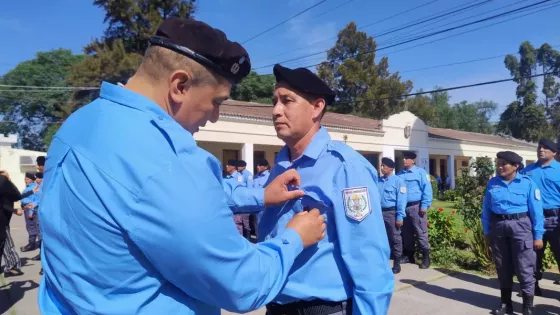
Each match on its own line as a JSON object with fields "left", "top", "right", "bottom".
{"left": 317, "top": 22, "right": 413, "bottom": 119}
{"left": 405, "top": 92, "right": 435, "bottom": 124}
{"left": 453, "top": 100, "right": 497, "bottom": 134}
{"left": 230, "top": 72, "right": 275, "bottom": 104}
{"left": 0, "top": 49, "right": 85, "bottom": 150}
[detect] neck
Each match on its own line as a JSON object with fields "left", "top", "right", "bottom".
{"left": 405, "top": 165, "right": 414, "bottom": 170}
{"left": 503, "top": 172, "right": 516, "bottom": 182}
{"left": 125, "top": 74, "right": 168, "bottom": 114}
{"left": 539, "top": 158, "right": 554, "bottom": 167}
{"left": 286, "top": 125, "right": 320, "bottom": 161}
{"left": 384, "top": 172, "right": 393, "bottom": 178}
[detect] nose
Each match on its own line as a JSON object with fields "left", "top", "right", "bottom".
{"left": 210, "top": 106, "right": 220, "bottom": 123}
{"left": 272, "top": 101, "right": 283, "bottom": 118}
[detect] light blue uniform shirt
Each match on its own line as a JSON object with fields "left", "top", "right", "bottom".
{"left": 482, "top": 173, "right": 545, "bottom": 240}
{"left": 521, "top": 160, "right": 560, "bottom": 210}
{"left": 258, "top": 127, "right": 394, "bottom": 315}
{"left": 252, "top": 170, "right": 270, "bottom": 188}
{"left": 239, "top": 169, "right": 253, "bottom": 187}
{"left": 38, "top": 82, "right": 306, "bottom": 315}
{"left": 22, "top": 182, "right": 37, "bottom": 215}
{"left": 377, "top": 174, "right": 407, "bottom": 221}
{"left": 397, "top": 166, "right": 433, "bottom": 210}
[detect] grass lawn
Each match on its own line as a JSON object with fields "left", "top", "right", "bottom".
{"left": 430, "top": 199, "right": 470, "bottom": 240}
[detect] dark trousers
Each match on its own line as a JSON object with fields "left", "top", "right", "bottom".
{"left": 536, "top": 213, "right": 560, "bottom": 280}
{"left": 402, "top": 203, "right": 429, "bottom": 254}
{"left": 234, "top": 214, "right": 251, "bottom": 239}
{"left": 249, "top": 213, "right": 258, "bottom": 238}
{"left": 490, "top": 215, "right": 536, "bottom": 296}
{"left": 24, "top": 210, "right": 39, "bottom": 244}
{"left": 383, "top": 210, "right": 402, "bottom": 260}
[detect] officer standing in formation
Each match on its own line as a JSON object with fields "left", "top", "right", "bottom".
{"left": 38, "top": 17, "right": 328, "bottom": 315}
{"left": 223, "top": 160, "right": 251, "bottom": 239}
{"left": 258, "top": 64, "right": 394, "bottom": 315}
{"left": 378, "top": 157, "right": 407, "bottom": 274}
{"left": 482, "top": 151, "right": 544, "bottom": 315}
{"left": 521, "top": 138, "right": 560, "bottom": 296}
{"left": 397, "top": 151, "right": 433, "bottom": 269}
{"left": 252, "top": 159, "right": 271, "bottom": 236}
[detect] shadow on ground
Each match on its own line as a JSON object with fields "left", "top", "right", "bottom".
{"left": 0, "top": 280, "right": 40, "bottom": 314}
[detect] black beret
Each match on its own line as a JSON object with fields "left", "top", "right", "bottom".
{"left": 497, "top": 151, "right": 523, "bottom": 164}
{"left": 538, "top": 138, "right": 558, "bottom": 153}
{"left": 150, "top": 18, "right": 250, "bottom": 84}
{"left": 256, "top": 159, "right": 269, "bottom": 167}
{"left": 381, "top": 157, "right": 395, "bottom": 168}
{"left": 402, "top": 151, "right": 417, "bottom": 159}
{"left": 518, "top": 163, "right": 525, "bottom": 171}
{"left": 227, "top": 160, "right": 237, "bottom": 167}
{"left": 237, "top": 160, "right": 247, "bottom": 167}
{"left": 273, "top": 64, "right": 335, "bottom": 105}
{"left": 36, "top": 156, "right": 45, "bottom": 166}
{"left": 35, "top": 172, "right": 43, "bottom": 179}
{"left": 25, "top": 172, "right": 36, "bottom": 181}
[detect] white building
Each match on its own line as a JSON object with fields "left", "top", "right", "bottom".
{"left": 0, "top": 134, "right": 45, "bottom": 191}
{"left": 195, "top": 100, "right": 538, "bottom": 189}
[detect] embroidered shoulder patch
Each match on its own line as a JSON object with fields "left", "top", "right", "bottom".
{"left": 343, "top": 187, "right": 371, "bottom": 222}
{"left": 400, "top": 186, "right": 407, "bottom": 194}
{"left": 426, "top": 174, "right": 431, "bottom": 181}
{"left": 535, "top": 189, "right": 541, "bottom": 201}
{"left": 237, "top": 176, "right": 244, "bottom": 183}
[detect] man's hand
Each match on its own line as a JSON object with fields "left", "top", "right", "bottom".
{"left": 534, "top": 240, "right": 544, "bottom": 250}
{"left": 396, "top": 220, "right": 403, "bottom": 228}
{"left": 264, "top": 169, "right": 305, "bottom": 206}
{"left": 24, "top": 203, "right": 35, "bottom": 210}
{"left": 420, "top": 208, "right": 427, "bottom": 215}
{"left": 286, "top": 208, "right": 326, "bottom": 248}
{"left": 16, "top": 209, "right": 23, "bottom": 216}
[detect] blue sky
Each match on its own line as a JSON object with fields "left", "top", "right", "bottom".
{"left": 1, "top": 0, "right": 559, "bottom": 121}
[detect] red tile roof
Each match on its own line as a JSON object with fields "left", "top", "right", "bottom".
{"left": 428, "top": 127, "right": 536, "bottom": 149}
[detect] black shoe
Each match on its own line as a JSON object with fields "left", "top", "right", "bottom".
{"left": 493, "top": 289, "right": 513, "bottom": 315}
{"left": 31, "top": 252, "right": 41, "bottom": 261}
{"left": 534, "top": 281, "right": 542, "bottom": 297}
{"left": 399, "top": 256, "right": 409, "bottom": 264}
{"left": 522, "top": 293, "right": 534, "bottom": 315}
{"left": 419, "top": 251, "right": 430, "bottom": 269}
{"left": 4, "top": 269, "right": 24, "bottom": 278}
{"left": 39, "top": 268, "right": 44, "bottom": 276}
{"left": 20, "top": 243, "right": 36, "bottom": 252}
{"left": 392, "top": 260, "right": 401, "bottom": 274}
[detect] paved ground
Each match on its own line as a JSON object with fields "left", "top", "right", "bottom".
{"left": 2, "top": 215, "right": 560, "bottom": 314}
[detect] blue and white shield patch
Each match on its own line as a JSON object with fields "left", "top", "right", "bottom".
{"left": 343, "top": 187, "right": 371, "bottom": 222}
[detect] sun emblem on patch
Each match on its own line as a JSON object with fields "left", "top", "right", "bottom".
{"left": 343, "top": 187, "right": 371, "bottom": 222}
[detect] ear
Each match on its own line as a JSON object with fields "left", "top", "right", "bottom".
{"left": 168, "top": 70, "right": 192, "bottom": 104}
{"left": 311, "top": 97, "right": 326, "bottom": 120}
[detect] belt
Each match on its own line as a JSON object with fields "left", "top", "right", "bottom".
{"left": 492, "top": 212, "right": 528, "bottom": 221}
{"left": 544, "top": 208, "right": 559, "bottom": 218}
{"left": 382, "top": 207, "right": 396, "bottom": 212}
{"left": 266, "top": 298, "right": 352, "bottom": 315}
{"left": 406, "top": 201, "right": 420, "bottom": 207}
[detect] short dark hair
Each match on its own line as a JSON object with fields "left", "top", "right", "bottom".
{"left": 36, "top": 156, "right": 45, "bottom": 166}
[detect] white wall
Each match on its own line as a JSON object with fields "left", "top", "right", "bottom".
{"left": 0, "top": 147, "right": 45, "bottom": 191}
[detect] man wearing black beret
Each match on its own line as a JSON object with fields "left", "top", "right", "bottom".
{"left": 259, "top": 64, "right": 393, "bottom": 315}
{"left": 378, "top": 157, "right": 407, "bottom": 274}
{"left": 397, "top": 150, "right": 433, "bottom": 269}
{"left": 38, "top": 18, "right": 328, "bottom": 314}
{"left": 483, "top": 151, "right": 544, "bottom": 314}
{"left": 520, "top": 138, "right": 560, "bottom": 298}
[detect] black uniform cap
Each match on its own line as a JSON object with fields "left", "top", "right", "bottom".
{"left": 381, "top": 157, "right": 395, "bottom": 169}
{"left": 538, "top": 138, "right": 558, "bottom": 153}
{"left": 402, "top": 151, "right": 417, "bottom": 159}
{"left": 227, "top": 160, "right": 238, "bottom": 167}
{"left": 35, "top": 172, "right": 43, "bottom": 179}
{"left": 150, "top": 17, "right": 251, "bottom": 84}
{"left": 256, "top": 159, "right": 269, "bottom": 167}
{"left": 273, "top": 64, "right": 335, "bottom": 105}
{"left": 496, "top": 151, "right": 523, "bottom": 164}
{"left": 36, "top": 156, "right": 45, "bottom": 166}
{"left": 237, "top": 160, "right": 247, "bottom": 167}
{"left": 25, "top": 172, "right": 36, "bottom": 181}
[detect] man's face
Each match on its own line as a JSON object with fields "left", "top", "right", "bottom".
{"left": 272, "top": 82, "right": 324, "bottom": 142}
{"left": 37, "top": 165, "right": 44, "bottom": 172}
{"left": 237, "top": 166, "right": 246, "bottom": 172}
{"left": 497, "top": 158, "right": 518, "bottom": 177}
{"left": 537, "top": 145, "right": 555, "bottom": 162}
{"left": 403, "top": 157, "right": 415, "bottom": 168}
{"left": 36, "top": 178, "right": 43, "bottom": 185}
{"left": 256, "top": 165, "right": 267, "bottom": 173}
{"left": 25, "top": 178, "right": 33, "bottom": 185}
{"left": 226, "top": 165, "right": 236, "bottom": 173}
{"left": 380, "top": 164, "right": 393, "bottom": 176}
{"left": 168, "top": 71, "right": 232, "bottom": 134}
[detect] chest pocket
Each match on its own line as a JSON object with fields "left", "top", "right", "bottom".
{"left": 545, "top": 171, "right": 560, "bottom": 189}
{"left": 509, "top": 189, "right": 528, "bottom": 206}
{"left": 383, "top": 186, "right": 396, "bottom": 200}
{"left": 405, "top": 178, "right": 421, "bottom": 194}
{"left": 300, "top": 193, "right": 337, "bottom": 243}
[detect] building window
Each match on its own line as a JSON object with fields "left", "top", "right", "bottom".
{"left": 254, "top": 151, "right": 265, "bottom": 174}
{"left": 223, "top": 149, "right": 239, "bottom": 169}
{"left": 362, "top": 153, "right": 379, "bottom": 170}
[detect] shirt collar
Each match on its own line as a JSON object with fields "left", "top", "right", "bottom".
{"left": 276, "top": 127, "right": 331, "bottom": 168}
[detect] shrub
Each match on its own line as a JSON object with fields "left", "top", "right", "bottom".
{"left": 440, "top": 189, "right": 457, "bottom": 202}
{"left": 427, "top": 207, "right": 462, "bottom": 265}
{"left": 429, "top": 175, "right": 438, "bottom": 200}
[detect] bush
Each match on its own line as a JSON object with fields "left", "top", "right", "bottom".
{"left": 427, "top": 207, "right": 462, "bottom": 265}
{"left": 543, "top": 246, "right": 558, "bottom": 270}
{"left": 440, "top": 189, "right": 457, "bottom": 202}
{"left": 429, "top": 175, "right": 438, "bottom": 200}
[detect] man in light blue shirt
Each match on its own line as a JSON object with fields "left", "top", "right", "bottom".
{"left": 482, "top": 151, "right": 544, "bottom": 315}
{"left": 259, "top": 64, "right": 393, "bottom": 315}
{"left": 252, "top": 159, "right": 271, "bottom": 237}
{"left": 224, "top": 160, "right": 251, "bottom": 239}
{"left": 520, "top": 138, "right": 560, "bottom": 297}
{"left": 378, "top": 157, "right": 407, "bottom": 274}
{"left": 237, "top": 159, "right": 253, "bottom": 187}
{"left": 38, "top": 18, "right": 327, "bottom": 315}
{"left": 397, "top": 151, "right": 433, "bottom": 269}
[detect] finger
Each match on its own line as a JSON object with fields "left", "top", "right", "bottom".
{"left": 320, "top": 232, "right": 326, "bottom": 239}
{"left": 282, "top": 169, "right": 301, "bottom": 186}
{"left": 295, "top": 211, "right": 307, "bottom": 216}
{"left": 285, "top": 190, "right": 305, "bottom": 200}
{"left": 321, "top": 223, "right": 327, "bottom": 230}
{"left": 308, "top": 208, "right": 321, "bottom": 216}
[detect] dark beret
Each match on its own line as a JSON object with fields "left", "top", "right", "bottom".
{"left": 237, "top": 160, "right": 247, "bottom": 167}
{"left": 497, "top": 151, "right": 523, "bottom": 164}
{"left": 518, "top": 163, "right": 525, "bottom": 171}
{"left": 256, "top": 159, "right": 269, "bottom": 167}
{"left": 25, "top": 172, "right": 36, "bottom": 181}
{"left": 539, "top": 138, "right": 558, "bottom": 153}
{"left": 150, "top": 17, "right": 250, "bottom": 84}
{"left": 381, "top": 157, "right": 395, "bottom": 168}
{"left": 35, "top": 172, "right": 43, "bottom": 179}
{"left": 273, "top": 64, "right": 335, "bottom": 105}
{"left": 36, "top": 156, "right": 45, "bottom": 166}
{"left": 227, "top": 160, "right": 237, "bottom": 166}
{"left": 402, "top": 151, "right": 417, "bottom": 159}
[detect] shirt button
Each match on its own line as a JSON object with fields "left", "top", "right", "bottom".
{"left": 282, "top": 239, "right": 289, "bottom": 245}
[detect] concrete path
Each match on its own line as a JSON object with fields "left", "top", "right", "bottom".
{"left": 2, "top": 214, "right": 560, "bottom": 314}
